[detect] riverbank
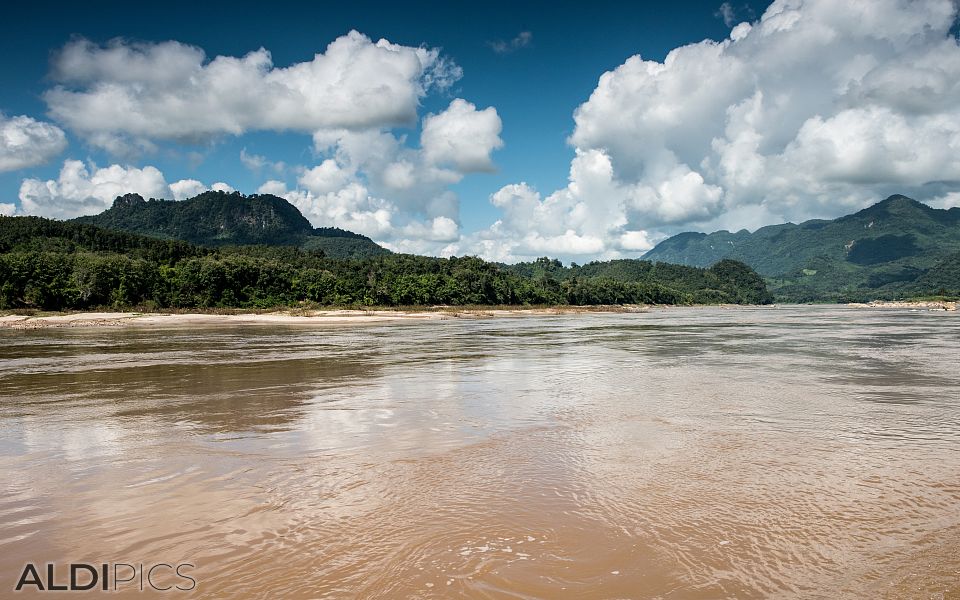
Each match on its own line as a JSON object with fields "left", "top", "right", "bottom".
{"left": 4, "top": 301, "right": 957, "bottom": 329}
{"left": 0, "top": 305, "right": 653, "bottom": 329}
{"left": 847, "top": 300, "right": 957, "bottom": 311}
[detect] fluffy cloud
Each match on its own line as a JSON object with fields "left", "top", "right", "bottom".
{"left": 263, "top": 99, "right": 502, "bottom": 248}
{"left": 421, "top": 99, "right": 503, "bottom": 172}
{"left": 265, "top": 179, "right": 395, "bottom": 239}
{"left": 450, "top": 151, "right": 657, "bottom": 262}
{"left": 477, "top": 0, "right": 960, "bottom": 261}
{"left": 169, "top": 179, "right": 206, "bottom": 201}
{"left": 18, "top": 160, "right": 234, "bottom": 218}
{"left": 45, "top": 31, "right": 462, "bottom": 152}
{"left": 0, "top": 114, "right": 67, "bottom": 172}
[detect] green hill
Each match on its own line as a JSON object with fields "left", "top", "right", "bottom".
{"left": 643, "top": 195, "right": 960, "bottom": 301}
{"left": 72, "top": 190, "right": 390, "bottom": 259}
{"left": 909, "top": 252, "right": 960, "bottom": 296}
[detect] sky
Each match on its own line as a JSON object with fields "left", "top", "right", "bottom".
{"left": 1, "top": 0, "right": 959, "bottom": 263}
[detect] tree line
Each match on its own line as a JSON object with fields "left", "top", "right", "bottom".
{"left": 0, "top": 216, "right": 773, "bottom": 310}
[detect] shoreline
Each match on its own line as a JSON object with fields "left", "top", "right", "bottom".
{"left": 0, "top": 305, "right": 655, "bottom": 329}
{"left": 2, "top": 300, "right": 955, "bottom": 329}
{"left": 847, "top": 300, "right": 957, "bottom": 311}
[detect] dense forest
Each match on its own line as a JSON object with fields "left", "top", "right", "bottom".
{"left": 0, "top": 216, "right": 772, "bottom": 310}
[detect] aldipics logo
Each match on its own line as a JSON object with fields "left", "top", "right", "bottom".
{"left": 14, "top": 563, "right": 196, "bottom": 592}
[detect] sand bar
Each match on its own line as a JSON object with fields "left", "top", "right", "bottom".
{"left": 0, "top": 306, "right": 653, "bottom": 330}
{"left": 847, "top": 300, "right": 957, "bottom": 311}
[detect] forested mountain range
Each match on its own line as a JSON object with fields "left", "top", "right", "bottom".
{"left": 4, "top": 190, "right": 956, "bottom": 308}
{"left": 644, "top": 195, "right": 960, "bottom": 301}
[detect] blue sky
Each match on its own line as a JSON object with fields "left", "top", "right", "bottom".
{"left": 2, "top": 0, "right": 959, "bottom": 262}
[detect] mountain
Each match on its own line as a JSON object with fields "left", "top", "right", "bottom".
{"left": 72, "top": 190, "right": 390, "bottom": 259}
{"left": 643, "top": 195, "right": 960, "bottom": 301}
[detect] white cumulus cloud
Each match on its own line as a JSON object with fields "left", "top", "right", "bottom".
{"left": 453, "top": 150, "right": 656, "bottom": 262}
{"left": 264, "top": 181, "right": 395, "bottom": 239}
{"left": 44, "top": 31, "right": 462, "bottom": 152}
{"left": 0, "top": 114, "right": 68, "bottom": 172}
{"left": 169, "top": 179, "right": 206, "bottom": 200}
{"left": 260, "top": 99, "right": 502, "bottom": 250}
{"left": 421, "top": 99, "right": 503, "bottom": 172}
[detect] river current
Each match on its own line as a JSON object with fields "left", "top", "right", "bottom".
{"left": 1, "top": 306, "right": 958, "bottom": 598}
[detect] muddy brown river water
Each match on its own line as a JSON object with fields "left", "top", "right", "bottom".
{"left": 1, "top": 306, "right": 958, "bottom": 598}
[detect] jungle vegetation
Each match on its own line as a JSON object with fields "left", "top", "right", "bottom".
{"left": 0, "top": 215, "right": 773, "bottom": 310}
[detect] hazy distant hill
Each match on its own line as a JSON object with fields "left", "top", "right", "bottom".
{"left": 643, "top": 195, "right": 960, "bottom": 301}
{"left": 72, "top": 190, "right": 390, "bottom": 259}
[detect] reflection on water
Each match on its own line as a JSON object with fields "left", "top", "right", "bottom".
{"left": 1, "top": 306, "right": 959, "bottom": 598}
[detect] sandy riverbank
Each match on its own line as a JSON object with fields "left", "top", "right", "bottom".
{"left": 0, "top": 305, "right": 652, "bottom": 329}
{"left": 847, "top": 300, "right": 957, "bottom": 311}
{"left": 2, "top": 302, "right": 955, "bottom": 328}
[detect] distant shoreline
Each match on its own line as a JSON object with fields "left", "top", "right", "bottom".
{"left": 3, "top": 301, "right": 955, "bottom": 329}
{"left": 846, "top": 300, "right": 957, "bottom": 311}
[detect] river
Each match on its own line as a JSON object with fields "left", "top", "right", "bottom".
{"left": 1, "top": 306, "right": 958, "bottom": 598}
